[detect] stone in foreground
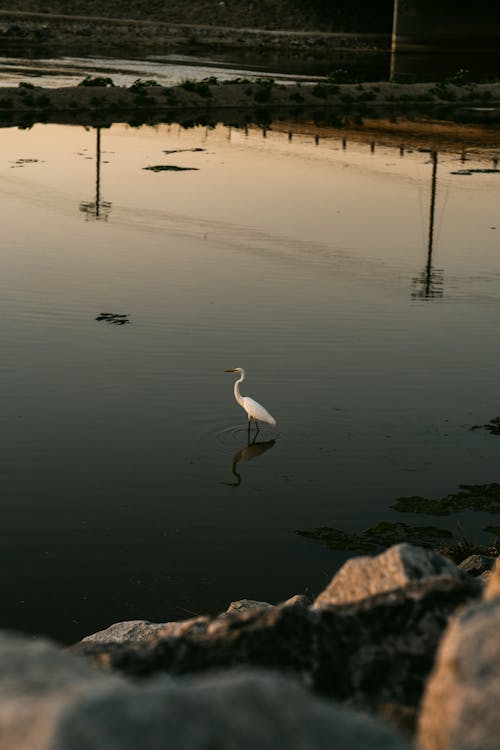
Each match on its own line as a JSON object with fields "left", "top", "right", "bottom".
{"left": 313, "top": 543, "right": 466, "bottom": 607}
{"left": 75, "top": 575, "right": 480, "bottom": 729}
{"left": 0, "top": 632, "right": 411, "bottom": 750}
{"left": 417, "top": 595, "right": 500, "bottom": 750}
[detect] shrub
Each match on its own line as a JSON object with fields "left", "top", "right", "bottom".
{"left": 78, "top": 76, "right": 115, "bottom": 87}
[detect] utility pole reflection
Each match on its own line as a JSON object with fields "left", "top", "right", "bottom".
{"left": 412, "top": 150, "right": 444, "bottom": 300}
{"left": 79, "top": 128, "right": 112, "bottom": 221}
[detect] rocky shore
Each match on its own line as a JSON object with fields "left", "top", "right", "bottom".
{"left": 1, "top": 542, "right": 499, "bottom": 749}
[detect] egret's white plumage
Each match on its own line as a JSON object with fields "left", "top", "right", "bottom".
{"left": 224, "top": 367, "right": 277, "bottom": 429}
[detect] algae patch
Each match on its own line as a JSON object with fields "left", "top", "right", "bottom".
{"left": 470, "top": 416, "right": 500, "bottom": 435}
{"left": 295, "top": 521, "right": 452, "bottom": 553}
{"left": 391, "top": 483, "right": 500, "bottom": 516}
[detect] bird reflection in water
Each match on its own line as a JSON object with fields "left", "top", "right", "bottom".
{"left": 223, "top": 434, "right": 276, "bottom": 487}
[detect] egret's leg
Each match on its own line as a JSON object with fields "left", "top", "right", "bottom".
{"left": 254, "top": 419, "right": 260, "bottom": 434}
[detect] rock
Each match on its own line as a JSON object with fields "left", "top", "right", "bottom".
{"left": 313, "top": 543, "right": 466, "bottom": 607}
{"left": 0, "top": 632, "right": 411, "bottom": 750}
{"left": 458, "top": 554, "right": 495, "bottom": 577}
{"left": 81, "top": 617, "right": 210, "bottom": 646}
{"left": 0, "top": 631, "right": 122, "bottom": 749}
{"left": 485, "top": 557, "right": 500, "bottom": 599}
{"left": 281, "top": 594, "right": 311, "bottom": 608}
{"left": 225, "top": 599, "right": 274, "bottom": 614}
{"left": 74, "top": 576, "right": 480, "bottom": 728}
{"left": 417, "top": 596, "right": 500, "bottom": 750}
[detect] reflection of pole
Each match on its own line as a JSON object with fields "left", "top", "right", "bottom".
{"left": 412, "top": 150, "right": 443, "bottom": 300}
{"left": 425, "top": 149, "right": 438, "bottom": 294}
{"left": 390, "top": 0, "right": 399, "bottom": 81}
{"left": 95, "top": 127, "right": 101, "bottom": 219}
{"left": 79, "top": 126, "right": 111, "bottom": 221}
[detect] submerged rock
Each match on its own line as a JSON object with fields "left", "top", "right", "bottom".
{"left": 0, "top": 631, "right": 411, "bottom": 750}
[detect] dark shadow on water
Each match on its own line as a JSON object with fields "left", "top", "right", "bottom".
{"left": 222, "top": 434, "right": 276, "bottom": 487}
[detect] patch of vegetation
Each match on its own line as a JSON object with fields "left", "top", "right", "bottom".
{"left": 78, "top": 76, "right": 115, "bottom": 87}
{"left": 445, "top": 68, "right": 472, "bottom": 86}
{"left": 35, "top": 94, "right": 51, "bottom": 108}
{"left": 289, "top": 91, "right": 305, "bottom": 103}
{"left": 221, "top": 77, "right": 252, "bottom": 86}
{"left": 326, "top": 68, "right": 356, "bottom": 84}
{"left": 129, "top": 79, "right": 159, "bottom": 91}
{"left": 438, "top": 527, "right": 500, "bottom": 564}
{"left": 312, "top": 83, "right": 329, "bottom": 99}
{"left": 18, "top": 81, "right": 36, "bottom": 89}
{"left": 430, "top": 82, "right": 457, "bottom": 101}
{"left": 392, "top": 483, "right": 500, "bottom": 516}
{"left": 0, "top": 98, "right": 13, "bottom": 108}
{"left": 178, "top": 79, "right": 213, "bottom": 98}
{"left": 296, "top": 521, "right": 452, "bottom": 553}
{"left": 254, "top": 87, "right": 272, "bottom": 103}
{"left": 340, "top": 93, "right": 354, "bottom": 104}
{"left": 357, "top": 91, "right": 376, "bottom": 102}
{"left": 470, "top": 416, "right": 500, "bottom": 435}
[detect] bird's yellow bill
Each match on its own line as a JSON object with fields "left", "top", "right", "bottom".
{"left": 224, "top": 368, "right": 236, "bottom": 372}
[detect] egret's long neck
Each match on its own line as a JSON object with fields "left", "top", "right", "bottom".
{"left": 234, "top": 372, "right": 245, "bottom": 407}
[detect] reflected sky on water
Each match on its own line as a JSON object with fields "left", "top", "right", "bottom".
{"left": 0, "top": 120, "right": 499, "bottom": 642}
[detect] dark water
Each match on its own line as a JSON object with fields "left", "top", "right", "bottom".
{"left": 0, "top": 121, "right": 499, "bottom": 643}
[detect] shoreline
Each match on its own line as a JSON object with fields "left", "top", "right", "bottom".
{"left": 0, "top": 80, "right": 499, "bottom": 145}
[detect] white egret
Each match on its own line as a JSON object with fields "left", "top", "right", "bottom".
{"left": 224, "top": 368, "right": 277, "bottom": 431}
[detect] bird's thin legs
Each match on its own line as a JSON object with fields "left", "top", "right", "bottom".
{"left": 247, "top": 417, "right": 260, "bottom": 434}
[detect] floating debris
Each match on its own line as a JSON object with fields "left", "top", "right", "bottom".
{"left": 296, "top": 521, "right": 452, "bottom": 553}
{"left": 470, "top": 417, "right": 500, "bottom": 435}
{"left": 143, "top": 165, "right": 199, "bottom": 172}
{"left": 10, "top": 158, "right": 43, "bottom": 168}
{"left": 450, "top": 168, "right": 500, "bottom": 176}
{"left": 163, "top": 148, "right": 206, "bottom": 154}
{"left": 95, "top": 312, "right": 130, "bottom": 325}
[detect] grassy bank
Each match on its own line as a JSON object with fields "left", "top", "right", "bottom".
{"left": 0, "top": 77, "right": 498, "bottom": 124}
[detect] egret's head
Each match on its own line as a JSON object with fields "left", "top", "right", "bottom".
{"left": 224, "top": 367, "right": 245, "bottom": 376}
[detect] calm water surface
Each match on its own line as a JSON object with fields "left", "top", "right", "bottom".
{"left": 0, "top": 121, "right": 499, "bottom": 642}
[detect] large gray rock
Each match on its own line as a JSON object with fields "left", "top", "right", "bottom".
{"left": 75, "top": 576, "right": 480, "bottom": 728}
{"left": 313, "top": 543, "right": 466, "bottom": 607}
{"left": 0, "top": 632, "right": 411, "bottom": 750}
{"left": 417, "top": 596, "right": 500, "bottom": 750}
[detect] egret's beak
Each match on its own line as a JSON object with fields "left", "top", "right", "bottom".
{"left": 224, "top": 368, "right": 236, "bottom": 373}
